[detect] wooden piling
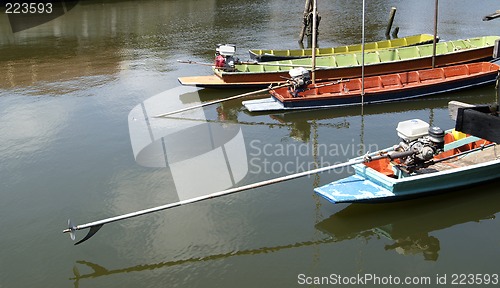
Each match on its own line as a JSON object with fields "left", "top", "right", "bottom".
{"left": 299, "top": 0, "right": 320, "bottom": 46}
{"left": 299, "top": 0, "right": 312, "bottom": 43}
{"left": 385, "top": 7, "right": 397, "bottom": 39}
{"left": 391, "top": 26, "right": 400, "bottom": 38}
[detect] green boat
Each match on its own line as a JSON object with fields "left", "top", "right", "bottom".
{"left": 180, "top": 36, "right": 499, "bottom": 88}
{"left": 249, "top": 34, "right": 437, "bottom": 62}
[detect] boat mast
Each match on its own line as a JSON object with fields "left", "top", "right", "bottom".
{"left": 361, "top": 0, "right": 365, "bottom": 105}
{"left": 311, "top": 0, "right": 317, "bottom": 84}
{"left": 432, "top": 0, "right": 438, "bottom": 68}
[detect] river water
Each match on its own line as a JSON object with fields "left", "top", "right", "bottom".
{"left": 1, "top": 1, "right": 500, "bottom": 287}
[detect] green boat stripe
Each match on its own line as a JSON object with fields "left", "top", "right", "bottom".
{"left": 250, "top": 33, "right": 435, "bottom": 58}
{"left": 238, "top": 36, "right": 500, "bottom": 74}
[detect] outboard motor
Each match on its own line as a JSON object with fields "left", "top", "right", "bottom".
{"left": 287, "top": 67, "right": 311, "bottom": 97}
{"left": 215, "top": 44, "right": 240, "bottom": 71}
{"left": 395, "top": 119, "right": 445, "bottom": 171}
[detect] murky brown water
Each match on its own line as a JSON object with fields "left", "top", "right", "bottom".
{"left": 1, "top": 1, "right": 499, "bottom": 287}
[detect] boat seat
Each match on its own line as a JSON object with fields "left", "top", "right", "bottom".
{"left": 364, "top": 52, "right": 381, "bottom": 64}
{"left": 390, "top": 37, "right": 408, "bottom": 47}
{"left": 335, "top": 46, "right": 349, "bottom": 53}
{"left": 364, "top": 42, "right": 378, "bottom": 50}
{"left": 404, "top": 71, "right": 421, "bottom": 84}
{"left": 318, "top": 47, "right": 335, "bottom": 55}
{"left": 264, "top": 65, "right": 281, "bottom": 72}
{"left": 335, "top": 54, "right": 358, "bottom": 67}
{"left": 418, "top": 68, "right": 445, "bottom": 82}
{"left": 468, "top": 37, "right": 485, "bottom": 48}
{"left": 380, "top": 75, "right": 403, "bottom": 87}
{"left": 435, "top": 42, "right": 449, "bottom": 54}
{"left": 378, "top": 49, "right": 398, "bottom": 62}
{"left": 444, "top": 65, "right": 470, "bottom": 78}
{"left": 398, "top": 46, "right": 420, "bottom": 60}
{"left": 377, "top": 39, "right": 390, "bottom": 49}
{"left": 452, "top": 40, "right": 472, "bottom": 51}
{"left": 467, "top": 62, "right": 487, "bottom": 74}
{"left": 245, "top": 65, "right": 264, "bottom": 72}
{"left": 419, "top": 42, "right": 447, "bottom": 55}
{"left": 464, "top": 39, "right": 477, "bottom": 48}
{"left": 363, "top": 77, "right": 382, "bottom": 89}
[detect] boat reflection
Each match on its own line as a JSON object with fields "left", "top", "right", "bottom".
{"left": 69, "top": 237, "right": 335, "bottom": 287}
{"left": 70, "top": 181, "right": 499, "bottom": 285}
{"left": 181, "top": 86, "right": 495, "bottom": 143}
{"left": 316, "top": 181, "right": 500, "bottom": 261}
{"left": 177, "top": 88, "right": 351, "bottom": 143}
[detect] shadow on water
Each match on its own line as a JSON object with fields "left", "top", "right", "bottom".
{"left": 178, "top": 84, "right": 497, "bottom": 125}
{"left": 70, "top": 180, "right": 500, "bottom": 285}
{"left": 177, "top": 84, "right": 497, "bottom": 131}
{"left": 317, "top": 180, "right": 500, "bottom": 261}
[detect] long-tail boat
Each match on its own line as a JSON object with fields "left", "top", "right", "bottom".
{"left": 315, "top": 102, "right": 500, "bottom": 204}
{"left": 249, "top": 34, "right": 436, "bottom": 62}
{"left": 243, "top": 62, "right": 500, "bottom": 112}
{"left": 178, "top": 36, "right": 500, "bottom": 88}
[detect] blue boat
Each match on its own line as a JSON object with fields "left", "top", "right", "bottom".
{"left": 315, "top": 118, "right": 500, "bottom": 204}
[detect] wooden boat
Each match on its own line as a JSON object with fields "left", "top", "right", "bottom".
{"left": 178, "top": 36, "right": 500, "bottom": 88}
{"left": 249, "top": 34, "right": 436, "bottom": 62}
{"left": 314, "top": 117, "right": 500, "bottom": 204}
{"left": 243, "top": 62, "right": 500, "bottom": 112}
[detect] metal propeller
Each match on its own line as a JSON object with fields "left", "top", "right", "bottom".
{"left": 67, "top": 219, "right": 76, "bottom": 241}
{"left": 64, "top": 219, "right": 104, "bottom": 245}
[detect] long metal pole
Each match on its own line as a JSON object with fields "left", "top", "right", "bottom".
{"left": 63, "top": 148, "right": 397, "bottom": 244}
{"left": 361, "top": 0, "right": 365, "bottom": 106}
{"left": 154, "top": 83, "right": 291, "bottom": 118}
{"left": 68, "top": 158, "right": 370, "bottom": 231}
{"left": 311, "top": 0, "right": 317, "bottom": 84}
{"left": 432, "top": 0, "right": 438, "bottom": 68}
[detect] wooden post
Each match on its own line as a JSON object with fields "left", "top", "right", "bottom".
{"left": 391, "top": 26, "right": 400, "bottom": 38}
{"left": 298, "top": 0, "right": 320, "bottom": 47}
{"left": 299, "top": 0, "right": 312, "bottom": 44}
{"left": 385, "top": 7, "right": 397, "bottom": 39}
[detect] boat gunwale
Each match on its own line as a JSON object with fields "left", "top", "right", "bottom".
{"left": 218, "top": 36, "right": 500, "bottom": 76}
{"left": 248, "top": 33, "right": 437, "bottom": 59}
{"left": 270, "top": 62, "right": 500, "bottom": 103}
{"left": 351, "top": 142, "right": 500, "bottom": 188}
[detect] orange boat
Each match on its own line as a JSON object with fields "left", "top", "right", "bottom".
{"left": 243, "top": 62, "right": 500, "bottom": 112}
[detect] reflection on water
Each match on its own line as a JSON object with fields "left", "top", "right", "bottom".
{"left": 0, "top": 0, "right": 220, "bottom": 90}
{"left": 70, "top": 181, "right": 500, "bottom": 286}
{"left": 70, "top": 237, "right": 334, "bottom": 286}
{"left": 128, "top": 86, "right": 249, "bottom": 200}
{"left": 2, "top": 0, "right": 500, "bottom": 287}
{"left": 317, "top": 181, "right": 500, "bottom": 261}
{"left": 0, "top": 46, "right": 121, "bottom": 91}
{"left": 5, "top": 1, "right": 80, "bottom": 33}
